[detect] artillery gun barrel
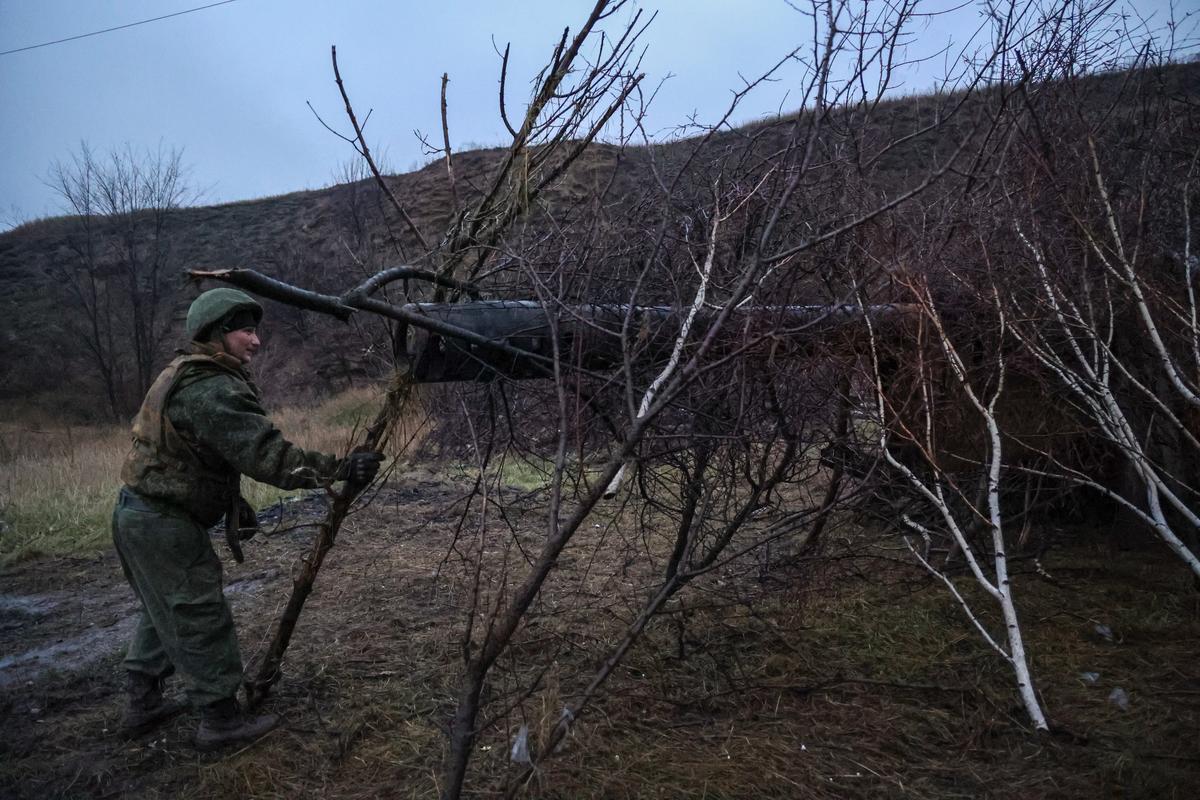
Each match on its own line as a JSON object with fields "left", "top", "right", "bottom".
{"left": 405, "top": 300, "right": 917, "bottom": 383}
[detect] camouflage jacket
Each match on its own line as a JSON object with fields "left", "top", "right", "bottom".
{"left": 121, "top": 342, "right": 338, "bottom": 526}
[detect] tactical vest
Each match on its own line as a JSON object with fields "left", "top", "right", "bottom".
{"left": 121, "top": 351, "right": 248, "bottom": 526}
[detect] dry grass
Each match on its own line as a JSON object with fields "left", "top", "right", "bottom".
{"left": 0, "top": 422, "right": 128, "bottom": 563}
{"left": 0, "top": 385, "right": 426, "bottom": 564}
{"left": 1, "top": 468, "right": 1198, "bottom": 799}
{"left": 191, "top": 536, "right": 1200, "bottom": 798}
{"left": 1, "top": 401, "right": 1196, "bottom": 798}
{"left": 494, "top": 544, "right": 1200, "bottom": 799}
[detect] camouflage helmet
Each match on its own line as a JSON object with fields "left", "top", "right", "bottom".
{"left": 186, "top": 288, "right": 263, "bottom": 341}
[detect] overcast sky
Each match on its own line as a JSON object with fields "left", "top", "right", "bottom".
{"left": 0, "top": 0, "right": 1194, "bottom": 229}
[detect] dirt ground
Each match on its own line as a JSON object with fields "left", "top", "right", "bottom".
{"left": 0, "top": 471, "right": 465, "bottom": 798}
{"left": 2, "top": 471, "right": 1199, "bottom": 799}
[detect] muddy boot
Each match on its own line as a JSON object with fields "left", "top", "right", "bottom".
{"left": 194, "top": 697, "right": 279, "bottom": 751}
{"left": 121, "top": 671, "right": 185, "bottom": 738}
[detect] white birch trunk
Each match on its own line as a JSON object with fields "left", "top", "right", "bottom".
{"left": 862, "top": 289, "right": 1050, "bottom": 731}
{"left": 1013, "top": 226, "right": 1200, "bottom": 579}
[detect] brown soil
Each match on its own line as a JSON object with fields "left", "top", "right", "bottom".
{"left": 2, "top": 472, "right": 1199, "bottom": 799}
{"left": 0, "top": 470, "right": 465, "bottom": 799}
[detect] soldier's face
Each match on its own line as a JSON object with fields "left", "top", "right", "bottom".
{"left": 222, "top": 327, "right": 261, "bottom": 364}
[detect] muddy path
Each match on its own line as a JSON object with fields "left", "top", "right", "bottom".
{"left": 0, "top": 475, "right": 456, "bottom": 690}
{"left": 0, "top": 472, "right": 472, "bottom": 799}
{"left": 0, "top": 557, "right": 277, "bottom": 691}
{"left": 4, "top": 471, "right": 1199, "bottom": 799}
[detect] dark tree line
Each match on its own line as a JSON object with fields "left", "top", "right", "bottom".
{"left": 47, "top": 142, "right": 195, "bottom": 418}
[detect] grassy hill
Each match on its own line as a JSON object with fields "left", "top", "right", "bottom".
{"left": 0, "top": 141, "right": 646, "bottom": 419}
{"left": 2, "top": 61, "right": 1197, "bottom": 421}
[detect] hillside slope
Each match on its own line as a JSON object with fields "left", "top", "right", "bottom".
{"left": 3, "top": 61, "right": 1196, "bottom": 420}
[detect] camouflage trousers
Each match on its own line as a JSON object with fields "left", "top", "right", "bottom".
{"left": 111, "top": 487, "right": 243, "bottom": 707}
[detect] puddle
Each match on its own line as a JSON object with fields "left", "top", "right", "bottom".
{"left": 0, "top": 571, "right": 282, "bottom": 689}
{"left": 0, "top": 616, "right": 137, "bottom": 688}
{"left": 225, "top": 576, "right": 269, "bottom": 596}
{"left": 0, "top": 594, "right": 60, "bottom": 617}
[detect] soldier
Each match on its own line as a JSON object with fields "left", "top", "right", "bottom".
{"left": 112, "top": 288, "right": 382, "bottom": 749}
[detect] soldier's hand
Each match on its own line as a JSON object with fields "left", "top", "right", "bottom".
{"left": 340, "top": 451, "right": 384, "bottom": 485}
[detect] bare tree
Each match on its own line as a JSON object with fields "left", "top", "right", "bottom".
{"left": 809, "top": 2, "right": 1200, "bottom": 742}
{"left": 47, "top": 142, "right": 194, "bottom": 417}
{"left": 217, "top": 0, "right": 651, "bottom": 745}
{"left": 860, "top": 266, "right": 1050, "bottom": 731}
{"left": 188, "top": 0, "right": 1098, "bottom": 795}
{"left": 994, "top": 39, "right": 1200, "bottom": 577}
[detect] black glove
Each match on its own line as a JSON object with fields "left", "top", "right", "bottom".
{"left": 338, "top": 451, "right": 384, "bottom": 486}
